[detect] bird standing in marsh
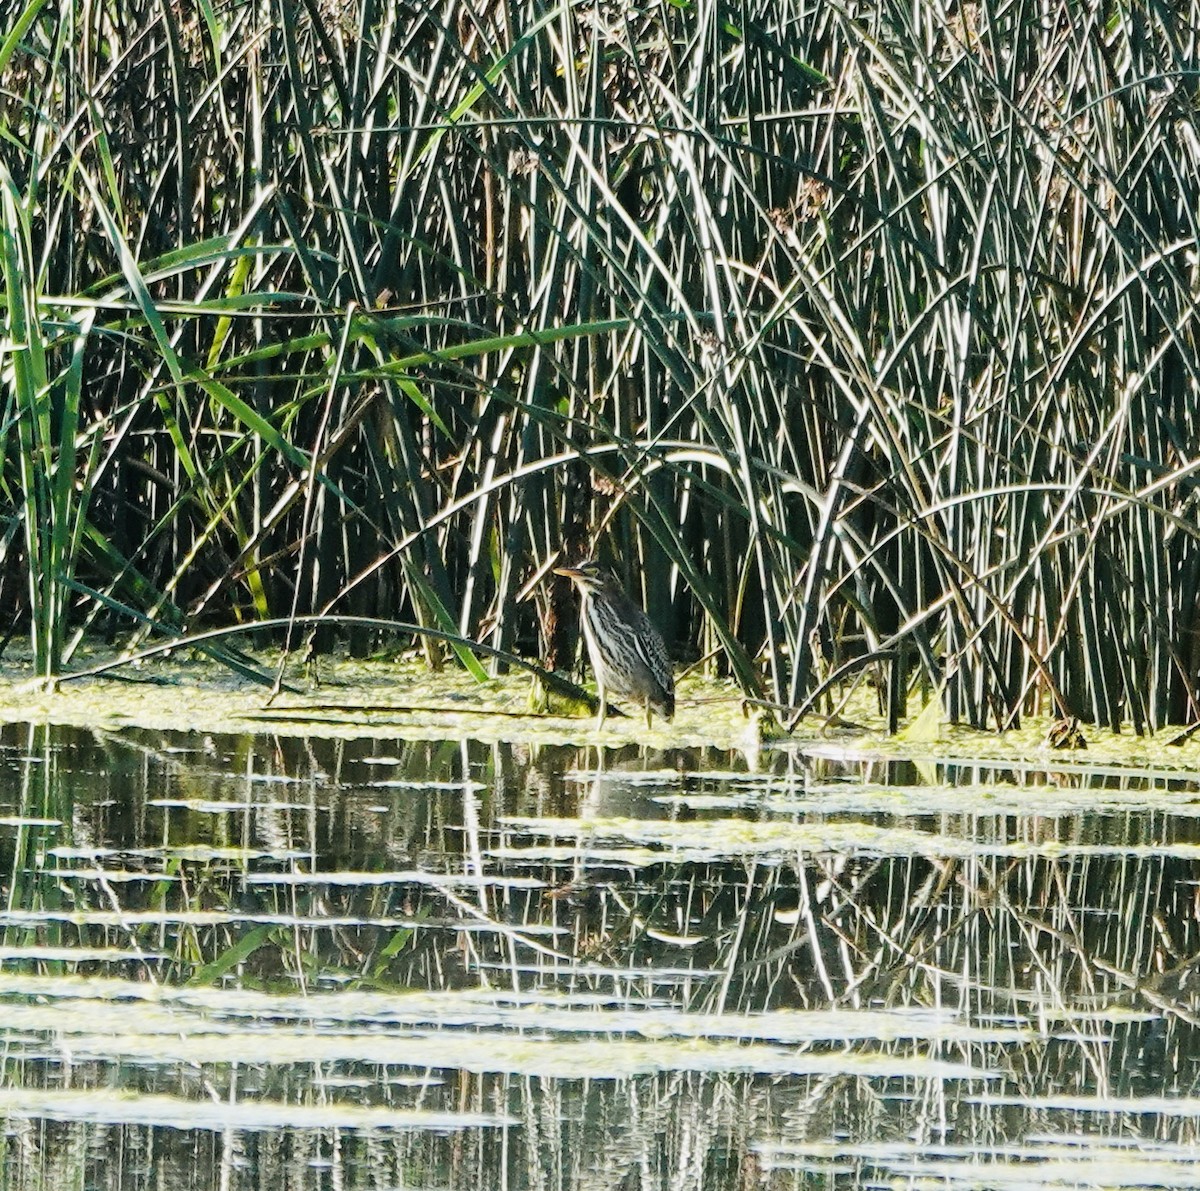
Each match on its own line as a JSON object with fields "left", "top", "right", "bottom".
{"left": 553, "top": 560, "right": 675, "bottom": 729}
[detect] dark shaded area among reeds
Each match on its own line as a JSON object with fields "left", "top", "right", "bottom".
{"left": 3, "top": 0, "right": 1200, "bottom": 728}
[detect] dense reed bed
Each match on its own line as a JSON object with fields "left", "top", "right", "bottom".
{"left": 3, "top": 0, "right": 1200, "bottom": 729}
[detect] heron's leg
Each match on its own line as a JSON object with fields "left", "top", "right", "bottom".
{"left": 595, "top": 676, "right": 607, "bottom": 729}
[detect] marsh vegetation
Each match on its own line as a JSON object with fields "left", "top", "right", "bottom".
{"left": 6, "top": 2, "right": 1200, "bottom": 1184}
{"left": 4, "top": 0, "right": 1200, "bottom": 731}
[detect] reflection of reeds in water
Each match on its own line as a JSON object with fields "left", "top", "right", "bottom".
{"left": 5, "top": 726, "right": 1200, "bottom": 1186}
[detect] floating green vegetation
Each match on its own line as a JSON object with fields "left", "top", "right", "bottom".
{"left": 654, "top": 776, "right": 1200, "bottom": 820}
{"left": 0, "top": 1087, "right": 512, "bottom": 1133}
{"left": 5, "top": 652, "right": 1200, "bottom": 770}
{"left": 496, "top": 815, "right": 1200, "bottom": 863}
{"left": 757, "top": 1138, "right": 1200, "bottom": 1188}
{"left": 0, "top": 973, "right": 1029, "bottom": 1046}
{"left": 0, "top": 652, "right": 769, "bottom": 749}
{"left": 0, "top": 982, "right": 1000, "bottom": 1081}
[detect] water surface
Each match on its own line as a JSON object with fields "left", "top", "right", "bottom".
{"left": 2, "top": 723, "right": 1200, "bottom": 1188}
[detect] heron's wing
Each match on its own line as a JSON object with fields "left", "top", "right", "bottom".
{"left": 630, "top": 609, "right": 674, "bottom": 691}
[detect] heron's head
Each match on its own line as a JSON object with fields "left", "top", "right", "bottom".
{"left": 552, "top": 559, "right": 612, "bottom": 596}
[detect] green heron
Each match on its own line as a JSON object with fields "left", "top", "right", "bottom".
{"left": 553, "top": 560, "right": 675, "bottom": 728}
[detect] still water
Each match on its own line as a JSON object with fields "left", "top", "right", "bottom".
{"left": 2, "top": 722, "right": 1200, "bottom": 1188}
